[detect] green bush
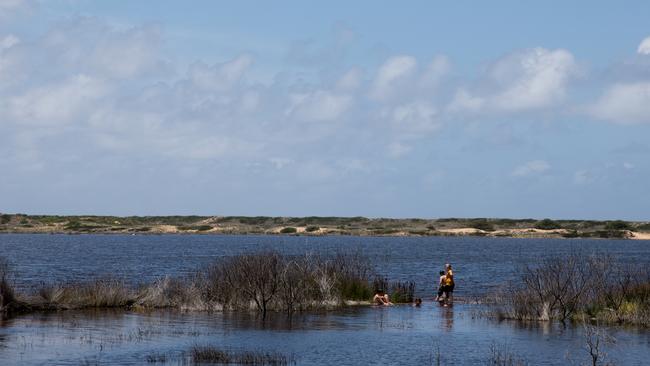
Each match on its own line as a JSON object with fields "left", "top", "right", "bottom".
{"left": 534, "top": 219, "right": 562, "bottom": 230}
{"left": 604, "top": 220, "right": 631, "bottom": 231}
{"left": 0, "top": 214, "right": 11, "bottom": 225}
{"left": 468, "top": 218, "right": 495, "bottom": 232}
{"left": 305, "top": 226, "right": 320, "bottom": 232}
{"left": 279, "top": 227, "right": 297, "bottom": 234}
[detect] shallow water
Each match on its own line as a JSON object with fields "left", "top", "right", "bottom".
{"left": 1, "top": 305, "right": 649, "bottom": 365}
{"left": 1, "top": 234, "right": 649, "bottom": 365}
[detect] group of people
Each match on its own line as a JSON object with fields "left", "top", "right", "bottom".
{"left": 373, "top": 263, "right": 454, "bottom": 307}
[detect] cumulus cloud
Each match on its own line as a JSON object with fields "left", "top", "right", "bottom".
{"left": 638, "top": 36, "right": 650, "bottom": 55}
{"left": 589, "top": 82, "right": 650, "bottom": 124}
{"left": 450, "top": 48, "right": 577, "bottom": 114}
{"left": 512, "top": 160, "right": 550, "bottom": 177}
{"left": 370, "top": 55, "right": 417, "bottom": 100}
{"left": 5, "top": 75, "right": 110, "bottom": 126}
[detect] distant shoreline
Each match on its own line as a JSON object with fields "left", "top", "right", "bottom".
{"left": 1, "top": 214, "right": 649, "bottom": 240}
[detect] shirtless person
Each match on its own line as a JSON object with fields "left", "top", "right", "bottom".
{"left": 373, "top": 289, "right": 392, "bottom": 306}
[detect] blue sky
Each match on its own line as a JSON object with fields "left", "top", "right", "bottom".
{"left": 1, "top": 1, "right": 650, "bottom": 219}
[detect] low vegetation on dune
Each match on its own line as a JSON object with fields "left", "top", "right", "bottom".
{"left": 1, "top": 213, "right": 649, "bottom": 239}
{"left": 490, "top": 254, "right": 650, "bottom": 326}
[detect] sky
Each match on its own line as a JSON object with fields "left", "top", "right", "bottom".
{"left": 1, "top": 1, "right": 650, "bottom": 220}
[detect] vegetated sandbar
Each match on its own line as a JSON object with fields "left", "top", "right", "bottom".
{"left": 0, "top": 213, "right": 649, "bottom": 239}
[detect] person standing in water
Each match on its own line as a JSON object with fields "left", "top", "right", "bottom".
{"left": 444, "top": 263, "right": 454, "bottom": 303}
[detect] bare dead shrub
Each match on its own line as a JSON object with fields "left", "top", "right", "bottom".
{"left": 494, "top": 254, "right": 650, "bottom": 326}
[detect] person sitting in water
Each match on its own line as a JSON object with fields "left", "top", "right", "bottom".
{"left": 413, "top": 298, "right": 422, "bottom": 307}
{"left": 373, "top": 289, "right": 392, "bottom": 306}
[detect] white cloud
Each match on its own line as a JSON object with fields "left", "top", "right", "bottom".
{"left": 0, "top": 34, "right": 19, "bottom": 49}
{"left": 89, "top": 25, "right": 164, "bottom": 79}
{"left": 448, "top": 88, "right": 485, "bottom": 113}
{"left": 419, "top": 55, "right": 451, "bottom": 89}
{"left": 336, "top": 68, "right": 362, "bottom": 90}
{"left": 286, "top": 90, "right": 352, "bottom": 122}
{"left": 573, "top": 170, "right": 592, "bottom": 185}
{"left": 450, "top": 48, "right": 576, "bottom": 113}
{"left": 512, "top": 160, "right": 550, "bottom": 177}
{"left": 187, "top": 54, "right": 253, "bottom": 91}
{"left": 387, "top": 141, "right": 412, "bottom": 158}
{"left": 370, "top": 55, "right": 417, "bottom": 100}
{"left": 391, "top": 101, "right": 440, "bottom": 134}
{"left": 638, "top": 36, "right": 650, "bottom": 55}
{"left": 589, "top": 82, "right": 650, "bottom": 124}
{"left": 5, "top": 75, "right": 110, "bottom": 125}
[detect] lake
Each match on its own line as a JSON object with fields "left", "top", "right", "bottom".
{"left": 1, "top": 234, "right": 649, "bottom": 365}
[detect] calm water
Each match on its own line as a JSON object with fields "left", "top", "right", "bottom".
{"left": 1, "top": 234, "right": 649, "bottom": 365}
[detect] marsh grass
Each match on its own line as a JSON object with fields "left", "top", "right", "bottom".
{"left": 190, "top": 345, "right": 291, "bottom": 365}
{"left": 38, "top": 279, "right": 134, "bottom": 309}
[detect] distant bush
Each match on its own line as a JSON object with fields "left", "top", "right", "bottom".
{"left": 426, "top": 225, "right": 436, "bottom": 231}
{"left": 635, "top": 223, "right": 650, "bottom": 231}
{"left": 64, "top": 221, "right": 103, "bottom": 231}
{"left": 176, "top": 225, "right": 212, "bottom": 231}
{"left": 534, "top": 219, "right": 562, "bottom": 230}
{"left": 305, "top": 226, "right": 320, "bottom": 232}
{"left": 468, "top": 219, "right": 495, "bottom": 232}
{"left": 604, "top": 220, "right": 631, "bottom": 231}
{"left": 279, "top": 227, "right": 297, "bottom": 234}
{"left": 0, "top": 214, "right": 11, "bottom": 225}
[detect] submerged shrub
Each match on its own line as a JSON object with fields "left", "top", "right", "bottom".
{"left": 494, "top": 254, "right": 650, "bottom": 326}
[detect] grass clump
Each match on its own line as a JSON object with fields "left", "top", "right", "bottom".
{"left": 190, "top": 345, "right": 290, "bottom": 365}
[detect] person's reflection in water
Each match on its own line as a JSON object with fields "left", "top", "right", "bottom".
{"left": 440, "top": 306, "right": 454, "bottom": 332}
